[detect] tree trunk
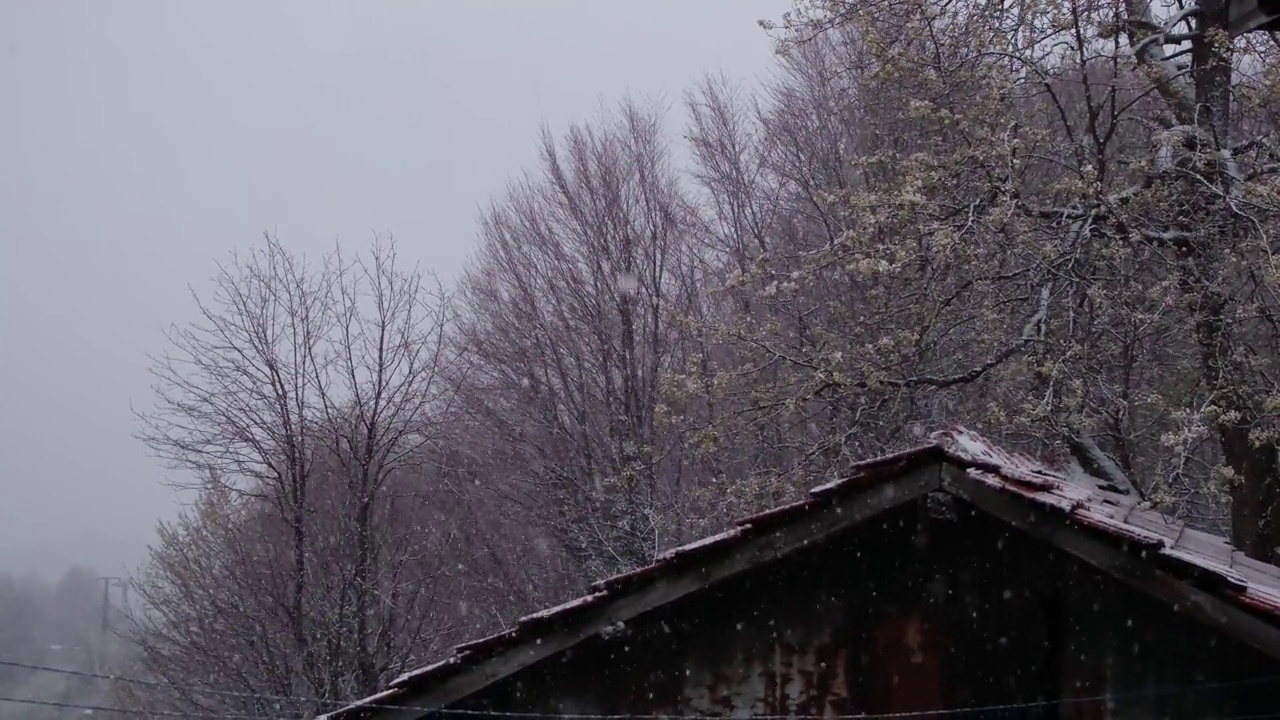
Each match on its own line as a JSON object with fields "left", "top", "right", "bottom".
{"left": 354, "top": 482, "right": 376, "bottom": 692}
{"left": 1182, "top": 0, "right": 1280, "bottom": 562}
{"left": 290, "top": 490, "right": 311, "bottom": 699}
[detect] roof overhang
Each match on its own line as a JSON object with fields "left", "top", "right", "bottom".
{"left": 322, "top": 428, "right": 1280, "bottom": 719}
{"left": 322, "top": 463, "right": 944, "bottom": 719}
{"left": 943, "top": 465, "right": 1280, "bottom": 661}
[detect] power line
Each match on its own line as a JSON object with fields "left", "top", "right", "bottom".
{"left": 0, "top": 694, "right": 272, "bottom": 719}
{"left": 418, "top": 700, "right": 1280, "bottom": 720}
{"left": 7, "top": 657, "right": 1280, "bottom": 720}
{"left": 325, "top": 672, "right": 1280, "bottom": 720}
{"left": 0, "top": 659, "right": 314, "bottom": 708}
{"left": 6, "top": 690, "right": 1278, "bottom": 720}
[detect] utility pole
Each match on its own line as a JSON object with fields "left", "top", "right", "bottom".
{"left": 97, "top": 576, "right": 125, "bottom": 674}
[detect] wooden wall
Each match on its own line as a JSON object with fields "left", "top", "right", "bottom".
{"left": 454, "top": 497, "right": 1280, "bottom": 719}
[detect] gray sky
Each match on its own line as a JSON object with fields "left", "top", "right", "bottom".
{"left": 0, "top": 1, "right": 789, "bottom": 578}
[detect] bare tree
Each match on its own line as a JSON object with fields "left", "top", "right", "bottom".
{"left": 128, "top": 484, "right": 315, "bottom": 717}
{"left": 136, "top": 233, "right": 331, "bottom": 693}
{"left": 420, "top": 428, "right": 581, "bottom": 626}
{"left": 126, "top": 464, "right": 464, "bottom": 717}
{"left": 453, "top": 97, "right": 706, "bottom": 581}
{"left": 314, "top": 238, "right": 460, "bottom": 692}
{"left": 131, "top": 235, "right": 471, "bottom": 715}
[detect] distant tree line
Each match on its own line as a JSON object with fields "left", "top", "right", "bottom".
{"left": 125, "top": 0, "right": 1280, "bottom": 716}
{"left": 0, "top": 567, "right": 121, "bottom": 719}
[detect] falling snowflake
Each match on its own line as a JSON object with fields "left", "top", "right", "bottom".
{"left": 618, "top": 272, "right": 640, "bottom": 295}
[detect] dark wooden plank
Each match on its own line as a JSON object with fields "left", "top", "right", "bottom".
{"left": 943, "top": 467, "right": 1280, "bottom": 662}
{"left": 343, "top": 465, "right": 943, "bottom": 720}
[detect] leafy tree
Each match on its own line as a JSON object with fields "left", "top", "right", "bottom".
{"left": 681, "top": 0, "right": 1280, "bottom": 557}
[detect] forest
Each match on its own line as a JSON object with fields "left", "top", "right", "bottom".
{"left": 5, "top": 0, "right": 1280, "bottom": 716}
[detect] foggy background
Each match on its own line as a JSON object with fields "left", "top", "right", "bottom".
{"left": 0, "top": 0, "right": 789, "bottom": 578}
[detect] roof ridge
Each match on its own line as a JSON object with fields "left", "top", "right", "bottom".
{"left": 931, "top": 424, "right": 1066, "bottom": 491}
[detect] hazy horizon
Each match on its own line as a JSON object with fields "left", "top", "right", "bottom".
{"left": 0, "top": 0, "right": 790, "bottom": 579}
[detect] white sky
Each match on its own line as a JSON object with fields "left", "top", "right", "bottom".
{"left": 0, "top": 0, "right": 791, "bottom": 577}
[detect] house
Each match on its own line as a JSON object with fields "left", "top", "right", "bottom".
{"left": 322, "top": 426, "right": 1280, "bottom": 719}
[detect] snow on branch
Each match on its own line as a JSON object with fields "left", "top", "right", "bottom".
{"left": 1123, "top": 0, "right": 1197, "bottom": 124}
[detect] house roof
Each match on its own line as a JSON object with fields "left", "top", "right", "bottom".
{"left": 320, "top": 425, "right": 1280, "bottom": 720}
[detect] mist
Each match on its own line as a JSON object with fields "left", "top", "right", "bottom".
{"left": 0, "top": 0, "right": 788, "bottom": 579}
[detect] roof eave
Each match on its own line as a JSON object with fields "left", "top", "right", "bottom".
{"left": 943, "top": 465, "right": 1280, "bottom": 662}
{"left": 323, "top": 461, "right": 945, "bottom": 720}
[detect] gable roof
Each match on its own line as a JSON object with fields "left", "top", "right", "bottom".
{"left": 321, "top": 426, "right": 1280, "bottom": 720}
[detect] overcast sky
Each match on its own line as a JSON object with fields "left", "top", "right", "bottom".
{"left": 0, "top": 1, "right": 789, "bottom": 578}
